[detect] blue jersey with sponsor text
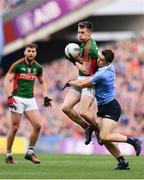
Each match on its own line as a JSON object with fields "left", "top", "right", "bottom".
{"left": 90, "top": 64, "right": 115, "bottom": 106}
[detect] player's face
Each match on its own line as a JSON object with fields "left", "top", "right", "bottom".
{"left": 24, "top": 47, "right": 37, "bottom": 61}
{"left": 97, "top": 54, "right": 108, "bottom": 67}
{"left": 78, "top": 27, "right": 91, "bottom": 43}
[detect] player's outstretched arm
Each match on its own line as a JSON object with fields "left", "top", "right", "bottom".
{"left": 62, "top": 79, "right": 92, "bottom": 90}
{"left": 69, "top": 79, "right": 92, "bottom": 88}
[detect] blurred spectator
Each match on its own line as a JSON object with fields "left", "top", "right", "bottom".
{"left": 3, "top": 0, "right": 25, "bottom": 14}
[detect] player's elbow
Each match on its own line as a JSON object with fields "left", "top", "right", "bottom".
{"left": 4, "top": 74, "right": 12, "bottom": 87}
{"left": 62, "top": 104, "right": 71, "bottom": 114}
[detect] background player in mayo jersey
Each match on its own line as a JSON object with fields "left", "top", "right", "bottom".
{"left": 66, "top": 49, "right": 142, "bottom": 170}
{"left": 62, "top": 21, "right": 99, "bottom": 144}
{"left": 4, "top": 43, "right": 52, "bottom": 164}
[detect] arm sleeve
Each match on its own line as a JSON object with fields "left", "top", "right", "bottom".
{"left": 89, "top": 59, "right": 98, "bottom": 75}
{"left": 37, "top": 66, "right": 43, "bottom": 76}
{"left": 83, "top": 40, "right": 91, "bottom": 62}
{"left": 89, "top": 42, "right": 98, "bottom": 75}
{"left": 90, "top": 69, "right": 106, "bottom": 85}
{"left": 8, "top": 63, "right": 18, "bottom": 73}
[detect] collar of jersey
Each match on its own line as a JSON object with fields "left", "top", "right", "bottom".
{"left": 25, "top": 57, "right": 35, "bottom": 66}
{"left": 98, "top": 64, "right": 112, "bottom": 71}
{"left": 82, "top": 38, "right": 91, "bottom": 45}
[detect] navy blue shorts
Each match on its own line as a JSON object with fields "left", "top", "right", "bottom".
{"left": 97, "top": 99, "right": 121, "bottom": 122}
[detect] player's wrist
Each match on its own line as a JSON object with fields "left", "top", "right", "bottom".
{"left": 68, "top": 81, "right": 71, "bottom": 87}
{"left": 44, "top": 96, "right": 49, "bottom": 99}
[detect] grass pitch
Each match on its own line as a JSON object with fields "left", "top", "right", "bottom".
{"left": 0, "top": 154, "right": 143, "bottom": 179}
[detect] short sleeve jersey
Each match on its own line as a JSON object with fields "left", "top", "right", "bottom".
{"left": 90, "top": 64, "right": 115, "bottom": 105}
{"left": 79, "top": 38, "right": 98, "bottom": 76}
{"left": 8, "top": 58, "right": 43, "bottom": 98}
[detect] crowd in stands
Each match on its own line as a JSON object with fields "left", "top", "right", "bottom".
{"left": 2, "top": 0, "right": 25, "bottom": 15}
{"left": 0, "top": 35, "right": 144, "bottom": 140}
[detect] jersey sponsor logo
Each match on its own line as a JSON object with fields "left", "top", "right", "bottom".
{"left": 33, "top": 68, "right": 37, "bottom": 74}
{"left": 21, "top": 67, "right": 26, "bottom": 71}
{"left": 27, "top": 68, "right": 31, "bottom": 73}
{"left": 19, "top": 73, "right": 36, "bottom": 80}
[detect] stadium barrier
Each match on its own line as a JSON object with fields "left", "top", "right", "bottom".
{"left": 0, "top": 135, "right": 143, "bottom": 155}
{"left": 0, "top": 136, "right": 27, "bottom": 154}
{"left": 35, "top": 136, "right": 144, "bottom": 155}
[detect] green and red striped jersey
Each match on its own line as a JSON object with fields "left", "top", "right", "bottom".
{"left": 79, "top": 38, "right": 98, "bottom": 76}
{"left": 8, "top": 58, "right": 43, "bottom": 98}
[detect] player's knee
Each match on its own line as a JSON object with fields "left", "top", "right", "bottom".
{"left": 79, "top": 110, "right": 86, "bottom": 118}
{"left": 34, "top": 123, "right": 42, "bottom": 132}
{"left": 12, "top": 124, "right": 19, "bottom": 133}
{"left": 62, "top": 105, "right": 71, "bottom": 114}
{"left": 99, "top": 133, "right": 109, "bottom": 142}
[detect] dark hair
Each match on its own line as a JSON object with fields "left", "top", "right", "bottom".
{"left": 78, "top": 21, "right": 93, "bottom": 31}
{"left": 102, "top": 49, "right": 114, "bottom": 63}
{"left": 25, "top": 43, "right": 38, "bottom": 49}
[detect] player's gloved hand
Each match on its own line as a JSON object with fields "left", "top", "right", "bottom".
{"left": 44, "top": 97, "right": 52, "bottom": 107}
{"left": 69, "top": 53, "right": 83, "bottom": 65}
{"left": 68, "top": 53, "right": 77, "bottom": 65}
{"left": 65, "top": 54, "right": 76, "bottom": 65}
{"left": 7, "top": 96, "right": 16, "bottom": 109}
{"left": 65, "top": 54, "right": 83, "bottom": 65}
{"left": 61, "top": 81, "right": 70, "bottom": 91}
{"left": 65, "top": 54, "right": 70, "bottom": 60}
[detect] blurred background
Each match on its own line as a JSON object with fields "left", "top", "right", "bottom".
{"left": 0, "top": 0, "right": 144, "bottom": 155}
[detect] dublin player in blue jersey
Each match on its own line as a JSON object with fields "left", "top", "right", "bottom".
{"left": 63, "top": 49, "right": 142, "bottom": 170}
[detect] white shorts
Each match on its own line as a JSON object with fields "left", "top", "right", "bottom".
{"left": 10, "top": 96, "right": 38, "bottom": 114}
{"left": 70, "top": 76, "right": 95, "bottom": 99}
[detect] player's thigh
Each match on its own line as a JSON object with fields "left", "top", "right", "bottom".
{"left": 96, "top": 117, "right": 103, "bottom": 130}
{"left": 79, "top": 95, "right": 94, "bottom": 112}
{"left": 25, "top": 110, "right": 43, "bottom": 128}
{"left": 62, "top": 89, "right": 81, "bottom": 108}
{"left": 100, "top": 118, "right": 117, "bottom": 136}
{"left": 10, "top": 112, "right": 21, "bottom": 126}
{"left": 10, "top": 96, "right": 25, "bottom": 114}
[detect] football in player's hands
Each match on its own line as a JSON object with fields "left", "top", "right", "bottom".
{"left": 65, "top": 43, "right": 80, "bottom": 59}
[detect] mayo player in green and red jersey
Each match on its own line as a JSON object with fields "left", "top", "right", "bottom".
{"left": 62, "top": 21, "right": 99, "bottom": 145}
{"left": 4, "top": 43, "right": 52, "bottom": 164}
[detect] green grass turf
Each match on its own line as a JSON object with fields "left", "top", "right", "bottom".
{"left": 0, "top": 154, "right": 143, "bottom": 179}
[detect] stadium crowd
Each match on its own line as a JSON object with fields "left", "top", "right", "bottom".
{"left": 0, "top": 35, "right": 144, "bottom": 139}
{"left": 2, "top": 0, "right": 25, "bottom": 15}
